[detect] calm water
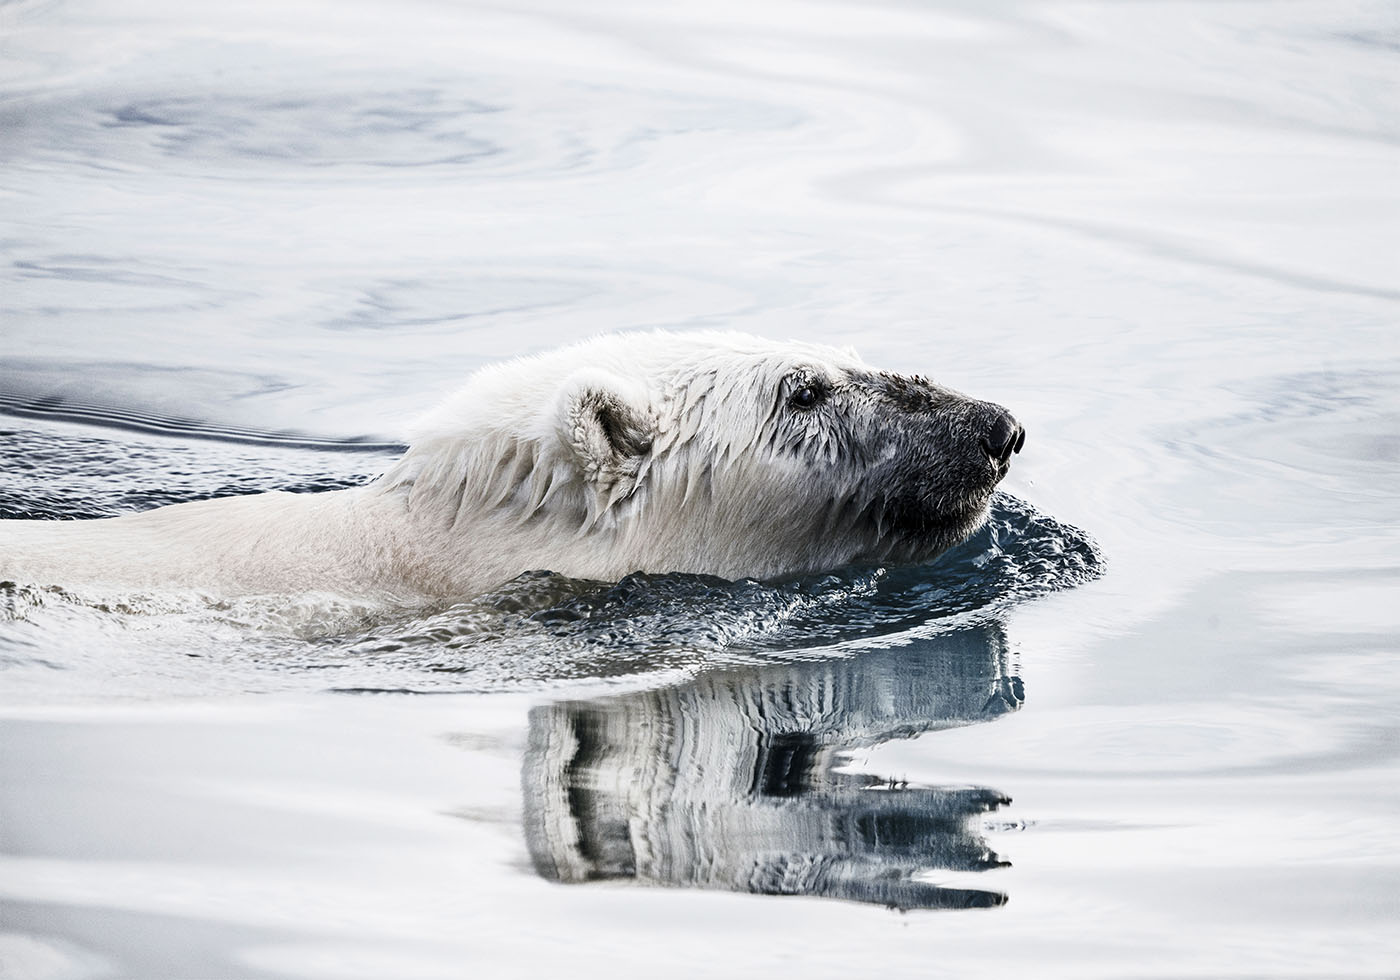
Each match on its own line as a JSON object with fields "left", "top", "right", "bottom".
{"left": 2, "top": 0, "right": 1398, "bottom": 976}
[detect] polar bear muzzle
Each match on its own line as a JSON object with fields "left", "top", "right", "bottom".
{"left": 836, "top": 370, "right": 1025, "bottom": 560}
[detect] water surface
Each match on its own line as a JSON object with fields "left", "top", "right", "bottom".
{"left": 2, "top": 0, "right": 1398, "bottom": 977}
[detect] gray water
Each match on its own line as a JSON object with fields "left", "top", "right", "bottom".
{"left": 1, "top": 0, "right": 1398, "bottom": 976}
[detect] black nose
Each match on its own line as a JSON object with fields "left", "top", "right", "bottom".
{"left": 980, "top": 410, "right": 1025, "bottom": 464}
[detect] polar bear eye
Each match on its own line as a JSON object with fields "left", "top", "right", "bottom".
{"left": 788, "top": 385, "right": 821, "bottom": 410}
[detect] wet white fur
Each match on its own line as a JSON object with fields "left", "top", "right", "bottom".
{"left": 0, "top": 331, "right": 897, "bottom": 605}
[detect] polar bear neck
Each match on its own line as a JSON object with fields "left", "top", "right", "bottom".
{"left": 372, "top": 333, "right": 814, "bottom": 535}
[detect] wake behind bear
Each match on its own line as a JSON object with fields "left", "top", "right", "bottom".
{"left": 0, "top": 332, "right": 1024, "bottom": 606}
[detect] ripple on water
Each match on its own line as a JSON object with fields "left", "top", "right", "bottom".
{"left": 318, "top": 275, "right": 602, "bottom": 332}
{"left": 3, "top": 69, "right": 802, "bottom": 182}
{"left": 0, "top": 423, "right": 396, "bottom": 521}
{"left": 101, "top": 89, "right": 506, "bottom": 170}
{"left": 0, "top": 423, "right": 1103, "bottom": 697}
{"left": 1151, "top": 365, "right": 1400, "bottom": 538}
{"left": 331, "top": 491, "right": 1101, "bottom": 671}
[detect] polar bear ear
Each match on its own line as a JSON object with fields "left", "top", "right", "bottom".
{"left": 558, "top": 371, "right": 655, "bottom": 486}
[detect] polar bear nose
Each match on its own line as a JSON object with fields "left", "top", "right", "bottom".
{"left": 980, "top": 410, "right": 1025, "bottom": 464}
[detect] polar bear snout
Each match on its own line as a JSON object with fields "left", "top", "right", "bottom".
{"left": 979, "top": 408, "right": 1024, "bottom": 466}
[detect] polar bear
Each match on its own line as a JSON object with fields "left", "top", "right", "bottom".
{"left": 0, "top": 331, "right": 1023, "bottom": 606}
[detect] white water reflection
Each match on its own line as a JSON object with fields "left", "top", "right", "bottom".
{"left": 523, "top": 623, "right": 1019, "bottom": 910}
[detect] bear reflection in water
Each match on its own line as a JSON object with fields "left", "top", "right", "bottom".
{"left": 522, "top": 621, "right": 1019, "bottom": 910}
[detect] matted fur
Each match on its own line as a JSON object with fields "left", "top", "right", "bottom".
{"left": 0, "top": 331, "right": 1020, "bottom": 605}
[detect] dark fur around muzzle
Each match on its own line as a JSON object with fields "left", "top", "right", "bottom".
{"left": 848, "top": 371, "right": 1025, "bottom": 557}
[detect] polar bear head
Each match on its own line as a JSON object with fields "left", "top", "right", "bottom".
{"left": 379, "top": 331, "right": 1023, "bottom": 587}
